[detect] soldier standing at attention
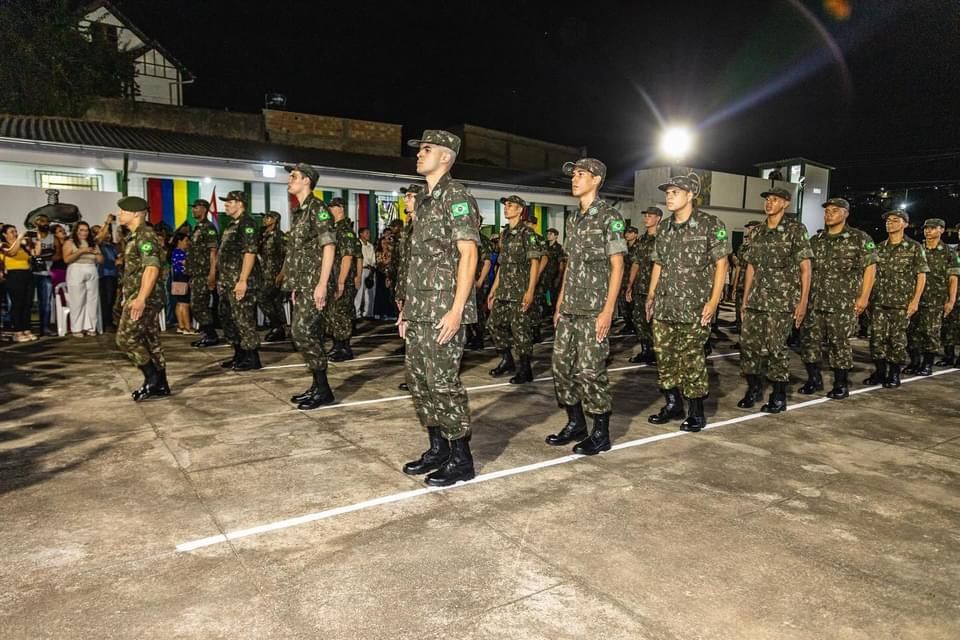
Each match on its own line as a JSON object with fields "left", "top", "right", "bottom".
{"left": 904, "top": 218, "right": 959, "bottom": 375}
{"left": 864, "top": 209, "right": 928, "bottom": 388}
{"left": 216, "top": 191, "right": 262, "bottom": 371}
{"left": 283, "top": 163, "right": 337, "bottom": 410}
{"left": 399, "top": 130, "right": 480, "bottom": 487}
{"left": 798, "top": 198, "right": 877, "bottom": 399}
{"left": 618, "top": 225, "right": 639, "bottom": 336}
{"left": 544, "top": 158, "right": 625, "bottom": 455}
{"left": 625, "top": 207, "right": 663, "bottom": 364}
{"left": 542, "top": 228, "right": 566, "bottom": 318}
{"left": 736, "top": 188, "right": 812, "bottom": 413}
{"left": 187, "top": 199, "right": 220, "bottom": 347}
{"left": 395, "top": 184, "right": 421, "bottom": 390}
{"left": 325, "top": 197, "right": 362, "bottom": 362}
{"left": 487, "top": 195, "right": 542, "bottom": 384}
{"left": 523, "top": 213, "right": 549, "bottom": 343}
{"left": 259, "top": 210, "right": 287, "bottom": 343}
{"left": 115, "top": 196, "right": 169, "bottom": 401}
{"left": 646, "top": 175, "right": 731, "bottom": 432}
{"left": 937, "top": 242, "right": 960, "bottom": 367}
{"left": 730, "top": 220, "right": 760, "bottom": 340}
{"left": 465, "top": 216, "right": 493, "bottom": 351}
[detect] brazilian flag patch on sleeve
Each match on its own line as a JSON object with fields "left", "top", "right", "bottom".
{"left": 529, "top": 235, "right": 537, "bottom": 244}
{"left": 716, "top": 228, "right": 728, "bottom": 240}
{"left": 610, "top": 219, "right": 624, "bottom": 232}
{"left": 139, "top": 242, "right": 153, "bottom": 254}
{"left": 207, "top": 229, "right": 216, "bottom": 236}
{"left": 865, "top": 241, "right": 876, "bottom": 250}
{"left": 318, "top": 210, "right": 331, "bottom": 221}
{"left": 451, "top": 201, "right": 470, "bottom": 218}
{"left": 244, "top": 227, "right": 255, "bottom": 235}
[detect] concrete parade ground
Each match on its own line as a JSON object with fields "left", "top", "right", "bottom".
{"left": 2, "top": 308, "right": 959, "bottom": 639}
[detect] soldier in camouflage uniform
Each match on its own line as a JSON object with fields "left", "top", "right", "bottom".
{"left": 617, "top": 225, "right": 639, "bottom": 335}
{"left": 487, "top": 195, "right": 543, "bottom": 384}
{"left": 216, "top": 191, "right": 262, "bottom": 371}
{"left": 258, "top": 210, "right": 287, "bottom": 342}
{"left": 939, "top": 300, "right": 960, "bottom": 366}
{"left": 283, "top": 163, "right": 338, "bottom": 410}
{"left": 542, "top": 228, "right": 566, "bottom": 317}
{"left": 625, "top": 207, "right": 663, "bottom": 364}
{"left": 115, "top": 196, "right": 169, "bottom": 401}
{"left": 799, "top": 198, "right": 877, "bottom": 399}
{"left": 187, "top": 199, "right": 221, "bottom": 347}
{"left": 399, "top": 130, "right": 480, "bottom": 487}
{"left": 864, "top": 209, "right": 929, "bottom": 388}
{"left": 904, "top": 218, "right": 959, "bottom": 374}
{"left": 521, "top": 214, "right": 549, "bottom": 343}
{"left": 736, "top": 187, "right": 813, "bottom": 413}
{"left": 465, "top": 217, "right": 493, "bottom": 351}
{"left": 730, "top": 220, "right": 761, "bottom": 339}
{"left": 394, "top": 185, "right": 421, "bottom": 385}
{"left": 324, "top": 198, "right": 362, "bottom": 362}
{"left": 646, "top": 175, "right": 731, "bottom": 432}
{"left": 544, "top": 158, "right": 625, "bottom": 455}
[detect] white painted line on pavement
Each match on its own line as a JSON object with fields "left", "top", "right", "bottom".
{"left": 177, "top": 363, "right": 957, "bottom": 552}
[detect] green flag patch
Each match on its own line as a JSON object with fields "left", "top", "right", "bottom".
{"left": 610, "top": 219, "right": 624, "bottom": 232}
{"left": 451, "top": 201, "right": 470, "bottom": 218}
{"left": 865, "top": 241, "right": 876, "bottom": 250}
{"left": 207, "top": 229, "right": 216, "bottom": 236}
{"left": 139, "top": 242, "right": 153, "bottom": 253}
{"left": 716, "top": 228, "right": 728, "bottom": 240}
{"left": 318, "top": 210, "right": 331, "bottom": 221}
{"left": 244, "top": 227, "right": 254, "bottom": 235}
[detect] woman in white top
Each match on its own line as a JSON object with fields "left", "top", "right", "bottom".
{"left": 62, "top": 221, "right": 103, "bottom": 337}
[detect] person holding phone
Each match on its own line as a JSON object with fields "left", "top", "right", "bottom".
{"left": 63, "top": 221, "right": 103, "bottom": 336}
{"left": 1, "top": 224, "right": 39, "bottom": 342}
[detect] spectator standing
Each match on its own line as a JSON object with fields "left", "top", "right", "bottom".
{"left": 30, "top": 214, "right": 57, "bottom": 336}
{"left": 355, "top": 226, "right": 377, "bottom": 319}
{"left": 170, "top": 232, "right": 196, "bottom": 335}
{"left": 62, "top": 221, "right": 102, "bottom": 336}
{"left": 93, "top": 216, "right": 119, "bottom": 331}
{"left": 1, "top": 224, "right": 39, "bottom": 341}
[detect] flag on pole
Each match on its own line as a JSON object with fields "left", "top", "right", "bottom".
{"left": 208, "top": 187, "right": 219, "bottom": 232}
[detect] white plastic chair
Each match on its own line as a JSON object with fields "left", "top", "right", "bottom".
{"left": 54, "top": 282, "right": 103, "bottom": 336}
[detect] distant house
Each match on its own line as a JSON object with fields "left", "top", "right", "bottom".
{"left": 79, "top": 0, "right": 194, "bottom": 106}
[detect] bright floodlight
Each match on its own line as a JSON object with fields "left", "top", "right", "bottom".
{"left": 660, "top": 126, "right": 694, "bottom": 161}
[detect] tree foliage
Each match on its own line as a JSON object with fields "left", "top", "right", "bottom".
{"left": 0, "top": 0, "right": 136, "bottom": 117}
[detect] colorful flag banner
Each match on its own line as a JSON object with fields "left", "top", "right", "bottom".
{"left": 145, "top": 178, "right": 200, "bottom": 230}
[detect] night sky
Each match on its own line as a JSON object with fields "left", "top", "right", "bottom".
{"left": 113, "top": 0, "right": 958, "bottom": 195}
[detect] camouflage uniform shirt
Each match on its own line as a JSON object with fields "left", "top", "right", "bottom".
{"left": 874, "top": 238, "right": 929, "bottom": 308}
{"left": 494, "top": 223, "right": 542, "bottom": 301}
{"left": 651, "top": 209, "right": 732, "bottom": 323}
{"left": 742, "top": 220, "right": 813, "bottom": 311}
{"left": 282, "top": 194, "right": 336, "bottom": 293}
{"left": 560, "top": 199, "right": 627, "bottom": 316}
{"left": 919, "top": 242, "right": 960, "bottom": 307}
{"left": 630, "top": 233, "right": 657, "bottom": 295}
{"left": 394, "top": 221, "right": 413, "bottom": 303}
{"left": 808, "top": 225, "right": 878, "bottom": 312}
{"left": 258, "top": 226, "right": 286, "bottom": 280}
{"left": 218, "top": 214, "right": 261, "bottom": 289}
{"left": 542, "top": 241, "right": 565, "bottom": 285}
{"left": 121, "top": 224, "right": 164, "bottom": 307}
{"left": 404, "top": 174, "right": 481, "bottom": 324}
{"left": 187, "top": 218, "right": 218, "bottom": 278}
{"left": 475, "top": 233, "right": 493, "bottom": 280}
{"left": 332, "top": 218, "right": 362, "bottom": 288}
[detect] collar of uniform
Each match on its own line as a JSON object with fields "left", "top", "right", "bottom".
{"left": 428, "top": 173, "right": 452, "bottom": 198}
{"left": 579, "top": 198, "right": 602, "bottom": 216}
{"left": 927, "top": 242, "right": 944, "bottom": 251}
{"left": 761, "top": 222, "right": 785, "bottom": 233}
{"left": 298, "top": 192, "right": 316, "bottom": 212}
{"left": 670, "top": 210, "right": 699, "bottom": 229}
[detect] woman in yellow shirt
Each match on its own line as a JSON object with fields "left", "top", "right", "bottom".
{"left": 2, "top": 224, "right": 39, "bottom": 342}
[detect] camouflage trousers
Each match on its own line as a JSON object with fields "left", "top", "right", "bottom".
{"left": 260, "top": 281, "right": 287, "bottom": 329}
{"left": 735, "top": 287, "right": 745, "bottom": 329}
{"left": 405, "top": 321, "right": 470, "bottom": 440}
{"left": 800, "top": 308, "right": 857, "bottom": 370}
{"left": 529, "top": 283, "right": 547, "bottom": 333}
{"left": 189, "top": 276, "right": 214, "bottom": 325}
{"left": 291, "top": 292, "right": 328, "bottom": 372}
{"left": 617, "top": 291, "right": 634, "bottom": 324}
{"left": 323, "top": 287, "right": 356, "bottom": 341}
{"left": 653, "top": 320, "right": 711, "bottom": 398}
{"left": 116, "top": 301, "right": 165, "bottom": 368}
{"left": 907, "top": 305, "right": 943, "bottom": 354}
{"left": 869, "top": 306, "right": 909, "bottom": 364}
{"left": 942, "top": 306, "right": 960, "bottom": 346}
{"left": 488, "top": 299, "right": 534, "bottom": 357}
{"left": 219, "top": 287, "right": 260, "bottom": 350}
{"left": 552, "top": 313, "right": 611, "bottom": 415}
{"left": 630, "top": 294, "right": 653, "bottom": 346}
{"left": 740, "top": 310, "right": 794, "bottom": 382}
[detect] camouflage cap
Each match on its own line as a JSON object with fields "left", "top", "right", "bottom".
{"left": 117, "top": 196, "right": 148, "bottom": 212}
{"left": 400, "top": 184, "right": 423, "bottom": 195}
{"left": 561, "top": 158, "right": 607, "bottom": 181}
{"left": 626, "top": 225, "right": 640, "bottom": 234}
{"left": 407, "top": 129, "right": 462, "bottom": 155}
{"left": 822, "top": 197, "right": 850, "bottom": 210}
{"left": 761, "top": 187, "right": 792, "bottom": 201}
{"left": 642, "top": 206, "right": 664, "bottom": 217}
{"left": 284, "top": 162, "right": 319, "bottom": 186}
{"left": 657, "top": 175, "right": 698, "bottom": 194}
{"left": 923, "top": 218, "right": 946, "bottom": 228}
{"left": 547, "top": 227, "right": 559, "bottom": 235}
{"left": 218, "top": 190, "right": 247, "bottom": 203}
{"left": 328, "top": 197, "right": 345, "bottom": 208}
{"left": 882, "top": 209, "right": 909, "bottom": 223}
{"left": 500, "top": 195, "right": 529, "bottom": 207}
{"left": 264, "top": 210, "right": 281, "bottom": 220}
{"left": 191, "top": 198, "right": 210, "bottom": 208}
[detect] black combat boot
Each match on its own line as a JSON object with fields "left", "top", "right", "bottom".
{"left": 509, "top": 355, "right": 533, "bottom": 384}
{"left": 489, "top": 349, "right": 516, "bottom": 377}
{"left": 154, "top": 366, "right": 171, "bottom": 396}
{"left": 883, "top": 362, "right": 902, "bottom": 388}
{"left": 573, "top": 412, "right": 612, "bottom": 455}
{"left": 545, "top": 403, "right": 588, "bottom": 445}
{"left": 863, "top": 360, "right": 887, "bottom": 385}
{"left": 425, "top": 437, "right": 475, "bottom": 486}
{"left": 827, "top": 369, "right": 849, "bottom": 400}
{"left": 132, "top": 362, "right": 159, "bottom": 401}
{"left": 220, "top": 344, "right": 241, "bottom": 368}
{"left": 935, "top": 345, "right": 956, "bottom": 366}
{"left": 402, "top": 426, "right": 451, "bottom": 475}
{"left": 798, "top": 362, "right": 823, "bottom": 395}
{"left": 903, "top": 351, "right": 921, "bottom": 375}
{"left": 330, "top": 340, "right": 354, "bottom": 362}
{"left": 290, "top": 375, "right": 317, "bottom": 403}
{"left": 761, "top": 381, "right": 788, "bottom": 413}
{"left": 917, "top": 352, "right": 935, "bottom": 376}
{"left": 297, "top": 369, "right": 335, "bottom": 410}
{"left": 233, "top": 348, "right": 262, "bottom": 371}
{"left": 264, "top": 327, "right": 285, "bottom": 342}
{"left": 398, "top": 382, "right": 409, "bottom": 391}
{"left": 628, "top": 343, "right": 654, "bottom": 364}
{"left": 737, "top": 375, "right": 764, "bottom": 409}
{"left": 193, "top": 325, "right": 220, "bottom": 348}
{"left": 680, "top": 397, "right": 707, "bottom": 432}
{"left": 648, "top": 388, "right": 685, "bottom": 424}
